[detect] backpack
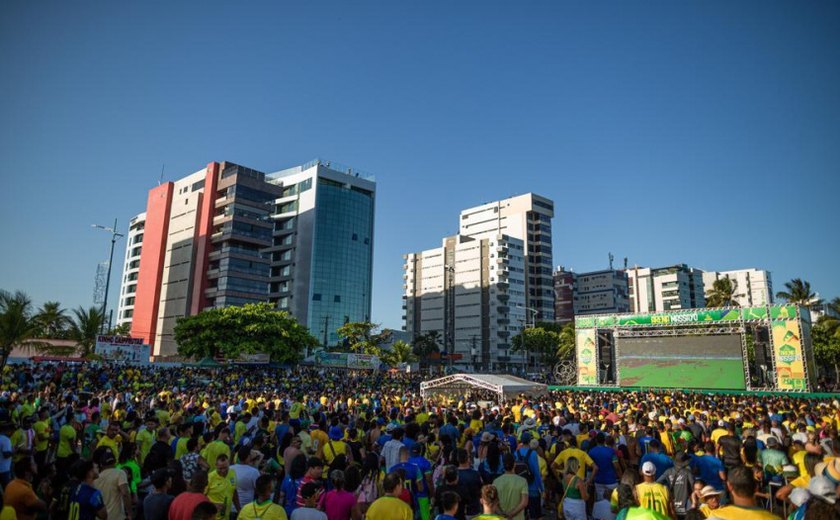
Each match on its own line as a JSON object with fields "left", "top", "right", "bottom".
{"left": 514, "top": 448, "right": 535, "bottom": 483}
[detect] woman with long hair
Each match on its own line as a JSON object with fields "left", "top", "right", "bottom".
{"left": 560, "top": 458, "right": 588, "bottom": 520}
{"left": 480, "top": 441, "right": 504, "bottom": 485}
{"left": 355, "top": 452, "right": 382, "bottom": 513}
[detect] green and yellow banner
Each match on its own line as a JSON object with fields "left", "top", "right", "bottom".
{"left": 576, "top": 328, "right": 598, "bottom": 385}
{"left": 771, "top": 320, "right": 807, "bottom": 391}
{"left": 575, "top": 305, "right": 799, "bottom": 329}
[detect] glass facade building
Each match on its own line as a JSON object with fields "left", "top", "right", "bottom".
{"left": 308, "top": 179, "right": 374, "bottom": 343}
{"left": 266, "top": 160, "right": 376, "bottom": 345}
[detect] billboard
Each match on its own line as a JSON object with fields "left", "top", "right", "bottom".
{"left": 313, "top": 351, "right": 381, "bottom": 370}
{"left": 575, "top": 329, "right": 598, "bottom": 385}
{"left": 576, "top": 305, "right": 799, "bottom": 328}
{"left": 95, "top": 336, "right": 151, "bottom": 365}
{"left": 617, "top": 335, "right": 746, "bottom": 390}
{"left": 771, "top": 320, "right": 807, "bottom": 390}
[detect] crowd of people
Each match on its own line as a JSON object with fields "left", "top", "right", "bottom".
{"left": 0, "top": 362, "right": 838, "bottom": 520}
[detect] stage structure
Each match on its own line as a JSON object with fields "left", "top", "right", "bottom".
{"left": 420, "top": 373, "right": 548, "bottom": 403}
{"left": 574, "top": 304, "right": 815, "bottom": 392}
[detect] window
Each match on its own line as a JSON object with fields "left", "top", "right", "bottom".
{"left": 313, "top": 293, "right": 322, "bottom": 301}
{"left": 334, "top": 295, "right": 341, "bottom": 303}
{"left": 352, "top": 233, "right": 358, "bottom": 241}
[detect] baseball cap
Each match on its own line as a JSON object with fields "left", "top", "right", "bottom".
{"left": 641, "top": 461, "right": 656, "bottom": 476}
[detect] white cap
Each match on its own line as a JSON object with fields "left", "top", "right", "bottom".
{"left": 642, "top": 461, "right": 656, "bottom": 476}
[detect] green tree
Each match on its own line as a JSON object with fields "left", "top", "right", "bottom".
{"left": 69, "top": 306, "right": 106, "bottom": 358}
{"left": 705, "top": 278, "right": 742, "bottom": 308}
{"left": 381, "top": 340, "right": 418, "bottom": 366}
{"left": 811, "top": 315, "right": 840, "bottom": 383}
{"left": 411, "top": 331, "right": 441, "bottom": 368}
{"left": 556, "top": 322, "right": 576, "bottom": 361}
{"left": 336, "top": 321, "right": 392, "bottom": 355}
{"left": 174, "top": 303, "right": 318, "bottom": 363}
{"left": 776, "top": 278, "right": 821, "bottom": 308}
{"left": 109, "top": 323, "right": 132, "bottom": 336}
{"left": 512, "top": 326, "right": 561, "bottom": 367}
{"left": 35, "top": 301, "right": 71, "bottom": 338}
{"left": 0, "top": 290, "right": 39, "bottom": 369}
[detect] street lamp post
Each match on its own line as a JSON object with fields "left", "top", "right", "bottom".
{"left": 92, "top": 219, "right": 124, "bottom": 334}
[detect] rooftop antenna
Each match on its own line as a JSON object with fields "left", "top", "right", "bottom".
{"left": 609, "top": 252, "right": 614, "bottom": 270}
{"left": 158, "top": 164, "right": 165, "bottom": 186}
{"left": 624, "top": 257, "right": 628, "bottom": 269}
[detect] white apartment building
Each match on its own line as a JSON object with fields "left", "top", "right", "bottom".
{"left": 702, "top": 268, "right": 774, "bottom": 307}
{"left": 626, "top": 264, "right": 705, "bottom": 313}
{"left": 459, "top": 193, "right": 555, "bottom": 321}
{"left": 115, "top": 212, "right": 146, "bottom": 328}
{"left": 403, "top": 234, "right": 526, "bottom": 371}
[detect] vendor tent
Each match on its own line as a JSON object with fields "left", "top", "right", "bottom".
{"left": 420, "top": 373, "right": 548, "bottom": 403}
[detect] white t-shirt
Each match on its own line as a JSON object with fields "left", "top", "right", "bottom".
{"left": 231, "top": 463, "right": 261, "bottom": 506}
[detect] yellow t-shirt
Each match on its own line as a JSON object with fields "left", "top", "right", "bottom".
{"left": 323, "top": 440, "right": 348, "bottom": 465}
{"left": 635, "top": 482, "right": 670, "bottom": 516}
{"left": 366, "top": 496, "right": 413, "bottom": 520}
{"left": 289, "top": 402, "right": 303, "bottom": 419}
{"left": 136, "top": 428, "right": 154, "bottom": 462}
{"left": 553, "top": 448, "right": 594, "bottom": 479}
{"left": 174, "top": 437, "right": 190, "bottom": 460}
{"left": 203, "top": 440, "right": 231, "bottom": 468}
{"left": 207, "top": 469, "right": 237, "bottom": 519}
{"left": 712, "top": 505, "right": 781, "bottom": 520}
{"left": 33, "top": 420, "right": 50, "bottom": 452}
{"left": 96, "top": 435, "right": 121, "bottom": 460}
{"left": 0, "top": 506, "right": 17, "bottom": 520}
{"left": 57, "top": 424, "right": 77, "bottom": 458}
{"left": 237, "top": 500, "right": 288, "bottom": 520}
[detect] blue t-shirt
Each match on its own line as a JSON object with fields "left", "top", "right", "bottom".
{"left": 691, "top": 454, "right": 724, "bottom": 489}
{"left": 281, "top": 476, "right": 303, "bottom": 516}
{"left": 589, "top": 445, "right": 619, "bottom": 485}
{"left": 637, "top": 436, "right": 655, "bottom": 456}
{"left": 71, "top": 483, "right": 105, "bottom": 520}
{"left": 640, "top": 452, "right": 674, "bottom": 480}
{"left": 408, "top": 456, "right": 433, "bottom": 497}
{"left": 391, "top": 462, "right": 423, "bottom": 502}
{"left": 514, "top": 447, "right": 543, "bottom": 495}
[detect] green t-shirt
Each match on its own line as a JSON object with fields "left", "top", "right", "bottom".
{"left": 617, "top": 506, "right": 670, "bottom": 520}
{"left": 493, "top": 473, "right": 529, "bottom": 520}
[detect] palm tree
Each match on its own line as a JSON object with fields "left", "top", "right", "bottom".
{"left": 382, "top": 340, "right": 418, "bottom": 366}
{"left": 0, "top": 290, "right": 38, "bottom": 369}
{"left": 35, "top": 301, "right": 70, "bottom": 338}
{"left": 776, "top": 278, "right": 822, "bottom": 308}
{"left": 705, "top": 278, "right": 742, "bottom": 307}
{"left": 69, "top": 306, "right": 105, "bottom": 358}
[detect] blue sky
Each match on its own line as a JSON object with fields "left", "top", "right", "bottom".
{"left": 1, "top": 1, "right": 838, "bottom": 330}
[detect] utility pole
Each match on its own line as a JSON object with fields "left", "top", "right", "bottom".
{"left": 322, "top": 315, "right": 330, "bottom": 351}
{"left": 92, "top": 219, "right": 124, "bottom": 334}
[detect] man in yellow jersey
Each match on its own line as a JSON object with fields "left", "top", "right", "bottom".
{"left": 96, "top": 422, "right": 123, "bottom": 462}
{"left": 366, "top": 472, "right": 413, "bottom": 520}
{"left": 56, "top": 410, "right": 82, "bottom": 475}
{"left": 136, "top": 415, "right": 158, "bottom": 463}
{"left": 237, "top": 474, "right": 287, "bottom": 520}
{"left": 712, "top": 465, "right": 781, "bottom": 519}
{"left": 203, "top": 428, "right": 232, "bottom": 468}
{"left": 551, "top": 441, "right": 597, "bottom": 481}
{"left": 207, "top": 453, "right": 239, "bottom": 519}
{"left": 636, "top": 462, "right": 673, "bottom": 518}
{"left": 323, "top": 426, "right": 350, "bottom": 466}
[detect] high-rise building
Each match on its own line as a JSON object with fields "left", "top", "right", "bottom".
{"left": 115, "top": 212, "right": 146, "bottom": 329}
{"left": 403, "top": 234, "right": 526, "bottom": 371}
{"left": 626, "top": 264, "right": 705, "bottom": 313}
{"left": 127, "top": 159, "right": 376, "bottom": 359}
{"left": 701, "top": 269, "right": 773, "bottom": 307}
{"left": 459, "top": 193, "right": 555, "bottom": 321}
{"left": 265, "top": 160, "right": 376, "bottom": 345}
{"left": 130, "top": 162, "right": 282, "bottom": 358}
{"left": 553, "top": 269, "right": 575, "bottom": 323}
{"left": 553, "top": 268, "right": 630, "bottom": 322}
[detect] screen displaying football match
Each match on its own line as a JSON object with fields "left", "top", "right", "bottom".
{"left": 617, "top": 334, "right": 746, "bottom": 390}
